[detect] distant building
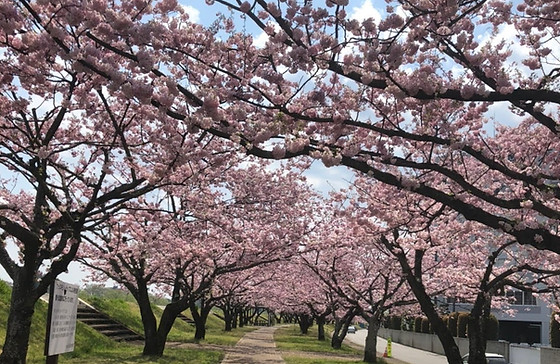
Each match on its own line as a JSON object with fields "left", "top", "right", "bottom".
{"left": 494, "top": 289, "right": 550, "bottom": 346}
{"left": 443, "top": 288, "right": 551, "bottom": 345}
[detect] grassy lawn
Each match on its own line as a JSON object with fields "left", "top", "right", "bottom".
{"left": 0, "top": 281, "right": 229, "bottom": 363}
{"left": 56, "top": 345, "right": 223, "bottom": 364}
{"left": 276, "top": 325, "right": 391, "bottom": 364}
{"left": 283, "top": 358, "right": 365, "bottom": 364}
{"left": 84, "top": 295, "right": 255, "bottom": 345}
{"left": 1, "top": 281, "right": 389, "bottom": 364}
{"left": 275, "top": 325, "right": 360, "bottom": 355}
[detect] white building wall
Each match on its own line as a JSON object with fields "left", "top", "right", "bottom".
{"left": 492, "top": 298, "right": 551, "bottom": 346}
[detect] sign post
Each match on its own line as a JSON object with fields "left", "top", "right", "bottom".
{"left": 44, "top": 280, "right": 79, "bottom": 363}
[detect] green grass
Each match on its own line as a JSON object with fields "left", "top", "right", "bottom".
{"left": 57, "top": 345, "right": 223, "bottom": 364}
{"left": 0, "top": 281, "right": 224, "bottom": 363}
{"left": 275, "top": 325, "right": 361, "bottom": 355}
{"left": 0, "top": 281, "right": 122, "bottom": 363}
{"left": 202, "top": 324, "right": 255, "bottom": 346}
{"left": 276, "top": 325, "right": 389, "bottom": 364}
{"left": 84, "top": 295, "right": 255, "bottom": 345}
{"left": 80, "top": 285, "right": 170, "bottom": 306}
{"left": 283, "top": 358, "right": 366, "bottom": 364}
{"left": 86, "top": 296, "right": 146, "bottom": 336}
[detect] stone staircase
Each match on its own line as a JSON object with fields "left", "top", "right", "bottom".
{"left": 176, "top": 312, "right": 195, "bottom": 325}
{"left": 77, "top": 300, "right": 143, "bottom": 342}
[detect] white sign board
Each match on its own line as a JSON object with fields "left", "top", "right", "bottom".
{"left": 45, "top": 280, "right": 79, "bottom": 356}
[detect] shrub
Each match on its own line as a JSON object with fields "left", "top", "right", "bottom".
{"left": 414, "top": 317, "right": 423, "bottom": 333}
{"left": 391, "top": 315, "right": 402, "bottom": 330}
{"left": 448, "top": 312, "right": 459, "bottom": 337}
{"left": 457, "top": 313, "right": 469, "bottom": 338}
{"left": 381, "top": 316, "right": 391, "bottom": 329}
{"left": 485, "top": 315, "right": 499, "bottom": 340}
{"left": 421, "top": 317, "right": 430, "bottom": 333}
{"left": 401, "top": 316, "right": 412, "bottom": 331}
{"left": 551, "top": 313, "right": 560, "bottom": 348}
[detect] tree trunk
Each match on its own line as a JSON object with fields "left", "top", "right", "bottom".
{"left": 131, "top": 281, "right": 160, "bottom": 356}
{"left": 331, "top": 308, "right": 356, "bottom": 349}
{"left": 382, "top": 237, "right": 463, "bottom": 364}
{"left": 298, "top": 313, "right": 313, "bottom": 334}
{"left": 190, "top": 300, "right": 212, "bottom": 340}
{"left": 0, "top": 254, "right": 54, "bottom": 364}
{"left": 232, "top": 308, "right": 238, "bottom": 329}
{"left": 364, "top": 316, "right": 381, "bottom": 363}
{"left": 467, "top": 315, "right": 487, "bottom": 364}
{"left": 0, "top": 281, "right": 37, "bottom": 364}
{"left": 191, "top": 307, "right": 206, "bottom": 340}
{"left": 317, "top": 316, "right": 326, "bottom": 341}
{"left": 331, "top": 330, "right": 345, "bottom": 349}
{"left": 405, "top": 265, "right": 462, "bottom": 364}
{"left": 133, "top": 280, "right": 187, "bottom": 357}
{"left": 238, "top": 307, "right": 244, "bottom": 327}
{"left": 467, "top": 292, "right": 491, "bottom": 364}
{"left": 222, "top": 302, "right": 235, "bottom": 332}
{"left": 153, "top": 302, "right": 185, "bottom": 355}
{"left": 224, "top": 310, "right": 233, "bottom": 332}
{"left": 0, "top": 227, "right": 78, "bottom": 364}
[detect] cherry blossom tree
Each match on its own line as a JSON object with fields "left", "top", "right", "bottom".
{"left": 253, "top": 258, "right": 338, "bottom": 339}
{"left": 4, "top": 1, "right": 560, "bottom": 362}
{"left": 8, "top": 0, "right": 559, "bottom": 257}
{"left": 299, "top": 206, "right": 413, "bottom": 362}
{"left": 0, "top": 7, "right": 233, "bottom": 362}
{"left": 79, "top": 163, "right": 319, "bottom": 355}
{"left": 213, "top": 266, "right": 275, "bottom": 331}
{"left": 348, "top": 178, "right": 560, "bottom": 364}
{"left": 12, "top": 0, "right": 557, "bottom": 271}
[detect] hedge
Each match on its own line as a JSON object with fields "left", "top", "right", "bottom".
{"left": 391, "top": 315, "right": 402, "bottom": 330}
{"left": 457, "top": 313, "right": 469, "bottom": 338}
{"left": 384, "top": 312, "right": 499, "bottom": 340}
{"left": 485, "top": 315, "right": 499, "bottom": 340}
{"left": 421, "top": 317, "right": 430, "bottom": 334}
{"left": 414, "top": 316, "right": 423, "bottom": 333}
{"left": 551, "top": 313, "right": 560, "bottom": 348}
{"left": 448, "top": 312, "right": 459, "bottom": 337}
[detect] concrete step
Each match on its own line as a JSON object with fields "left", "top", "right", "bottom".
{"left": 177, "top": 313, "right": 195, "bottom": 325}
{"left": 77, "top": 299, "right": 143, "bottom": 342}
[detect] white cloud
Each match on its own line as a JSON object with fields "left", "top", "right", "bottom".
{"left": 181, "top": 5, "right": 200, "bottom": 23}
{"left": 253, "top": 30, "right": 270, "bottom": 48}
{"left": 350, "top": 0, "right": 381, "bottom": 23}
{"left": 303, "top": 161, "right": 354, "bottom": 196}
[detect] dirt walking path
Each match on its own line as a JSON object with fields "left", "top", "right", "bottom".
{"left": 220, "top": 326, "right": 285, "bottom": 364}
{"left": 169, "top": 325, "right": 408, "bottom": 363}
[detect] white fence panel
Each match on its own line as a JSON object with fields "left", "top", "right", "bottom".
{"left": 509, "top": 344, "right": 540, "bottom": 364}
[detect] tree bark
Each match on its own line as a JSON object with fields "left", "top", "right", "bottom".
{"left": 0, "top": 280, "right": 37, "bottom": 364}
{"left": 232, "top": 307, "right": 238, "bottom": 329}
{"left": 0, "top": 243, "right": 58, "bottom": 364}
{"left": 298, "top": 313, "right": 313, "bottom": 334}
{"left": 382, "top": 236, "right": 462, "bottom": 364}
{"left": 154, "top": 302, "right": 185, "bottom": 354}
{"left": 133, "top": 282, "right": 187, "bottom": 356}
{"left": 190, "top": 299, "right": 213, "bottom": 340}
{"left": 467, "top": 292, "right": 491, "bottom": 364}
{"left": 131, "top": 280, "right": 159, "bottom": 356}
{"left": 316, "top": 316, "right": 326, "bottom": 341}
{"left": 331, "top": 308, "right": 357, "bottom": 349}
{"left": 363, "top": 316, "right": 381, "bottom": 363}
{"left": 224, "top": 309, "right": 233, "bottom": 332}
{"left": 217, "top": 300, "right": 234, "bottom": 331}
